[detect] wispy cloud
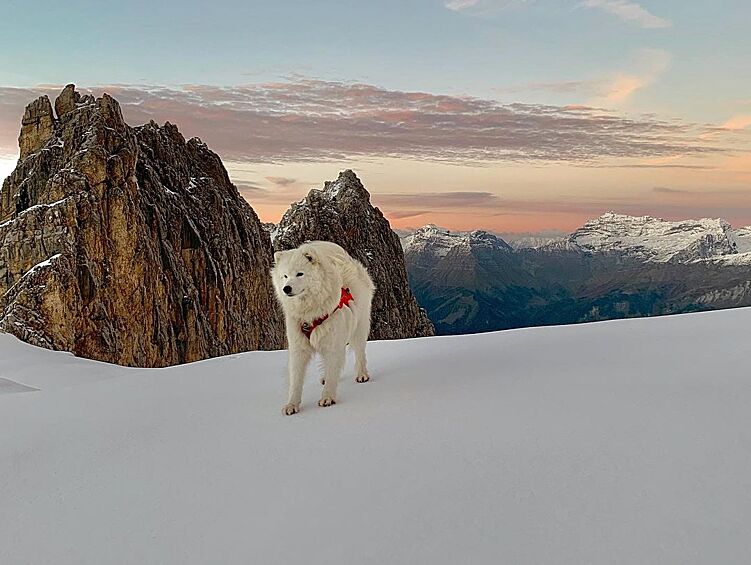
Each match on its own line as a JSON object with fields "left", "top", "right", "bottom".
{"left": 386, "top": 210, "right": 430, "bottom": 220}
{"left": 376, "top": 191, "right": 502, "bottom": 209}
{"left": 589, "top": 48, "right": 671, "bottom": 106}
{"left": 500, "top": 49, "right": 671, "bottom": 109}
{"left": 444, "top": 0, "right": 480, "bottom": 10}
{"left": 579, "top": 0, "right": 671, "bottom": 29}
{"left": 0, "top": 79, "right": 718, "bottom": 166}
{"left": 497, "top": 79, "right": 604, "bottom": 95}
{"left": 612, "top": 163, "right": 715, "bottom": 170}
{"left": 653, "top": 186, "right": 690, "bottom": 194}
{"left": 720, "top": 115, "right": 751, "bottom": 132}
{"left": 265, "top": 176, "right": 297, "bottom": 187}
{"left": 379, "top": 190, "right": 751, "bottom": 223}
{"left": 443, "top": 0, "right": 529, "bottom": 14}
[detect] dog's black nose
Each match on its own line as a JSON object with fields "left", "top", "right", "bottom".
{"left": 283, "top": 285, "right": 292, "bottom": 295}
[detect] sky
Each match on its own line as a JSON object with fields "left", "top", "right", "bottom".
{"left": 0, "top": 0, "right": 749, "bottom": 232}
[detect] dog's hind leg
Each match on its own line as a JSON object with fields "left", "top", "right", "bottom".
{"left": 352, "top": 310, "right": 371, "bottom": 383}
{"left": 283, "top": 346, "right": 312, "bottom": 415}
{"left": 352, "top": 339, "right": 369, "bottom": 383}
{"left": 319, "top": 346, "right": 346, "bottom": 407}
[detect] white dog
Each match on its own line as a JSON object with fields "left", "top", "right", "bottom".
{"left": 272, "top": 241, "right": 375, "bottom": 415}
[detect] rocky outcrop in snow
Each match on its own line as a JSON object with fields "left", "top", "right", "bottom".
{"left": 273, "top": 170, "right": 434, "bottom": 340}
{"left": 0, "top": 85, "right": 284, "bottom": 366}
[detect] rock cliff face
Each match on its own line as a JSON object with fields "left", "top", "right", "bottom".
{"left": 0, "top": 85, "right": 284, "bottom": 367}
{"left": 274, "top": 170, "right": 434, "bottom": 340}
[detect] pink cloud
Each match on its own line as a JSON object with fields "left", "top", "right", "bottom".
{"left": 0, "top": 80, "right": 719, "bottom": 165}
{"left": 720, "top": 115, "right": 751, "bottom": 131}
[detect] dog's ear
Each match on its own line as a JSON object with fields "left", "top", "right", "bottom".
{"left": 303, "top": 250, "right": 318, "bottom": 264}
{"left": 273, "top": 251, "right": 285, "bottom": 265}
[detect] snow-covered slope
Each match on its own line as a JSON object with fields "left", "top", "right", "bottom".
{"left": 548, "top": 212, "right": 738, "bottom": 263}
{"left": 3, "top": 309, "right": 751, "bottom": 564}
{"left": 502, "top": 232, "right": 566, "bottom": 250}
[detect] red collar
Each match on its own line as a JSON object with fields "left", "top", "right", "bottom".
{"left": 301, "top": 287, "right": 354, "bottom": 339}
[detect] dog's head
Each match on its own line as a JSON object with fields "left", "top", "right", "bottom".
{"left": 271, "top": 246, "right": 324, "bottom": 302}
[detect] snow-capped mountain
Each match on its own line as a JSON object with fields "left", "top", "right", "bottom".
{"left": 401, "top": 214, "right": 751, "bottom": 264}
{"left": 543, "top": 212, "right": 742, "bottom": 263}
{"left": 401, "top": 224, "right": 512, "bottom": 258}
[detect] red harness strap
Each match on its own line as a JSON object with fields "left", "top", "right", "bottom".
{"left": 301, "top": 287, "right": 354, "bottom": 339}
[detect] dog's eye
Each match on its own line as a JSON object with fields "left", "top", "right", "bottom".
{"left": 296, "top": 272, "right": 304, "bottom": 277}
{"left": 283, "top": 275, "right": 288, "bottom": 279}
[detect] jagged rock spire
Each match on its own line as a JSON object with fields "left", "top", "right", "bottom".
{"left": 274, "top": 170, "right": 435, "bottom": 340}
{"left": 1, "top": 84, "right": 284, "bottom": 366}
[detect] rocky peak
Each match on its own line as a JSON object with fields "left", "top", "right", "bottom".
{"left": 54, "top": 83, "right": 81, "bottom": 117}
{"left": 467, "top": 230, "right": 512, "bottom": 251}
{"left": 402, "top": 225, "right": 512, "bottom": 259}
{"left": 1, "top": 84, "right": 284, "bottom": 366}
{"left": 322, "top": 168, "right": 368, "bottom": 198}
{"left": 18, "top": 95, "right": 56, "bottom": 160}
{"left": 274, "top": 170, "right": 434, "bottom": 340}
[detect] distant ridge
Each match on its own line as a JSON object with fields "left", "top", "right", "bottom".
{"left": 401, "top": 213, "right": 751, "bottom": 335}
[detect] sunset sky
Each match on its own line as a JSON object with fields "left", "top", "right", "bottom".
{"left": 1, "top": 0, "right": 749, "bottom": 232}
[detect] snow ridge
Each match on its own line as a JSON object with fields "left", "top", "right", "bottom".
{"left": 561, "top": 212, "right": 736, "bottom": 262}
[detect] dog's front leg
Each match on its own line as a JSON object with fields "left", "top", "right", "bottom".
{"left": 283, "top": 345, "right": 312, "bottom": 415}
{"left": 319, "top": 345, "right": 346, "bottom": 407}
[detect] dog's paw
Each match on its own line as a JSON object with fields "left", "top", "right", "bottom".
{"left": 355, "top": 374, "right": 370, "bottom": 383}
{"left": 318, "top": 397, "right": 336, "bottom": 408}
{"left": 282, "top": 403, "right": 300, "bottom": 416}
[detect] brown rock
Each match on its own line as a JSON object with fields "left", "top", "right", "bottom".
{"left": 18, "top": 95, "right": 55, "bottom": 160}
{"left": 274, "top": 170, "right": 435, "bottom": 340}
{"left": 0, "top": 85, "right": 284, "bottom": 366}
{"left": 54, "top": 83, "right": 81, "bottom": 117}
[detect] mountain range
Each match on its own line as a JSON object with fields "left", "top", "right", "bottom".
{"left": 2, "top": 85, "right": 748, "bottom": 359}
{"left": 401, "top": 213, "right": 751, "bottom": 335}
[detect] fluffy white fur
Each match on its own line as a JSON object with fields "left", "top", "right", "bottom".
{"left": 271, "top": 241, "right": 375, "bottom": 415}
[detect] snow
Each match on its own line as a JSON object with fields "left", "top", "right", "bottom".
{"left": 732, "top": 227, "right": 751, "bottom": 253}
{"left": 503, "top": 233, "right": 566, "bottom": 250}
{"left": 323, "top": 175, "right": 348, "bottom": 197}
{"left": 2, "top": 308, "right": 751, "bottom": 564}
{"left": 1, "top": 253, "right": 63, "bottom": 297}
{"left": 25, "top": 253, "right": 62, "bottom": 273}
{"left": 699, "top": 251, "right": 751, "bottom": 267}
